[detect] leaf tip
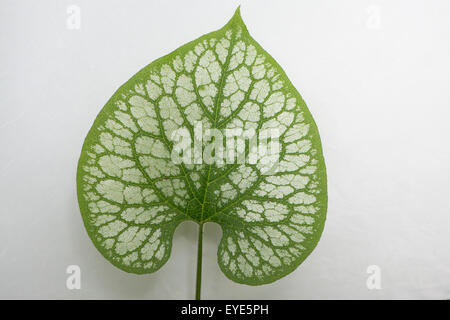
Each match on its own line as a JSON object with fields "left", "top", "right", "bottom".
{"left": 234, "top": 5, "right": 242, "bottom": 17}
{"left": 232, "top": 5, "right": 243, "bottom": 22}
{"left": 227, "top": 5, "right": 248, "bottom": 34}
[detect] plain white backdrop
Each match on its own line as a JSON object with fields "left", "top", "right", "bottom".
{"left": 1, "top": 0, "right": 450, "bottom": 299}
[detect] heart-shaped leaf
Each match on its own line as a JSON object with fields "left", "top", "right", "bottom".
{"left": 77, "top": 7, "right": 327, "bottom": 293}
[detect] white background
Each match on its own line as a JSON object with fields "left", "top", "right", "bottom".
{"left": 1, "top": 0, "right": 449, "bottom": 299}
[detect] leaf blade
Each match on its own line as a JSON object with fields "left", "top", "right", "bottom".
{"left": 77, "top": 7, "right": 327, "bottom": 284}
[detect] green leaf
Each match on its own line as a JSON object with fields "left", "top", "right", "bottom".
{"left": 77, "top": 7, "right": 327, "bottom": 288}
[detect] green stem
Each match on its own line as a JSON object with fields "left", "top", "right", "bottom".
{"left": 195, "top": 223, "right": 204, "bottom": 300}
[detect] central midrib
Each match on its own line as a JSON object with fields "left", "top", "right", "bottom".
{"left": 198, "top": 29, "right": 237, "bottom": 223}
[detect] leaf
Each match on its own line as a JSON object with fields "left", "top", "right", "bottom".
{"left": 77, "top": 7, "right": 327, "bottom": 286}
